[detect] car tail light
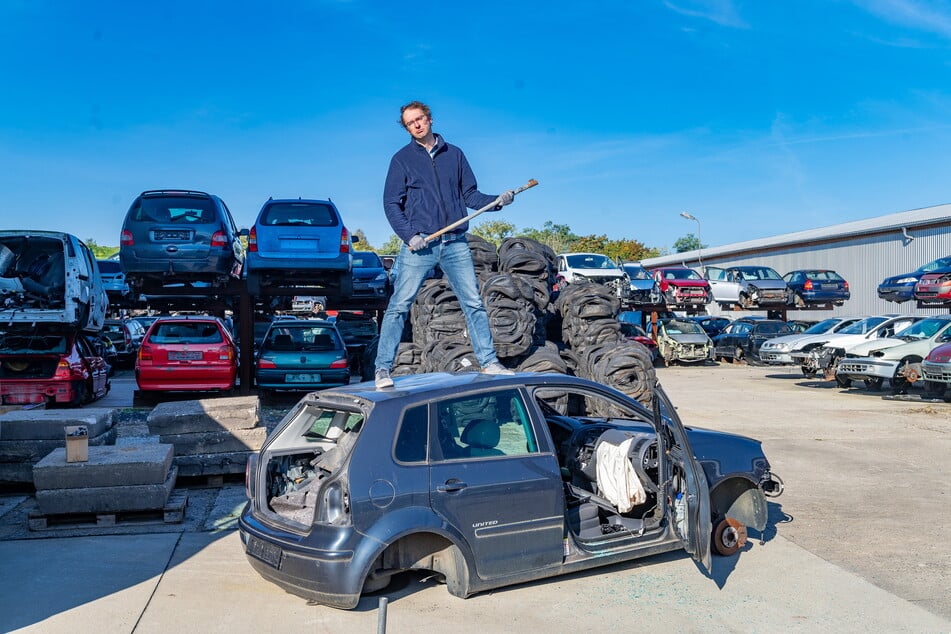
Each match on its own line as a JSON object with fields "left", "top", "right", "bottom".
{"left": 843, "top": 281, "right": 850, "bottom": 290}
{"left": 139, "top": 344, "right": 153, "bottom": 362}
{"left": 803, "top": 280, "right": 813, "bottom": 290}
{"left": 123, "top": 329, "right": 132, "bottom": 348}
{"left": 53, "top": 360, "right": 72, "bottom": 379}
{"left": 120, "top": 230, "right": 134, "bottom": 246}
{"left": 248, "top": 226, "right": 258, "bottom": 253}
{"left": 245, "top": 454, "right": 258, "bottom": 500}
{"left": 211, "top": 230, "right": 227, "bottom": 247}
{"left": 218, "top": 345, "right": 233, "bottom": 361}
{"left": 258, "top": 358, "right": 276, "bottom": 369}
{"left": 340, "top": 227, "right": 351, "bottom": 254}
{"left": 329, "top": 357, "right": 348, "bottom": 369}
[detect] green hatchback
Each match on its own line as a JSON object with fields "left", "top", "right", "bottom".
{"left": 255, "top": 319, "right": 350, "bottom": 396}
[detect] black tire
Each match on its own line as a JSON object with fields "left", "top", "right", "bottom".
{"left": 835, "top": 374, "right": 852, "bottom": 388}
{"left": 801, "top": 364, "right": 817, "bottom": 378}
{"left": 733, "top": 346, "right": 744, "bottom": 364}
{"left": 924, "top": 380, "right": 946, "bottom": 398}
{"left": 864, "top": 377, "right": 884, "bottom": 391}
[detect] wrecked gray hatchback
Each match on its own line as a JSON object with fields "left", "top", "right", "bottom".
{"left": 239, "top": 372, "right": 782, "bottom": 609}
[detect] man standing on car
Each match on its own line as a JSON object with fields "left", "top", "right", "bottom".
{"left": 374, "top": 100, "right": 516, "bottom": 388}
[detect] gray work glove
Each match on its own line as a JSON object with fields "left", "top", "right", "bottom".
{"left": 497, "top": 190, "right": 515, "bottom": 207}
{"left": 408, "top": 234, "right": 427, "bottom": 251}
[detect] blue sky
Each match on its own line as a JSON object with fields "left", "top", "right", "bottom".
{"left": 1, "top": 0, "right": 950, "bottom": 253}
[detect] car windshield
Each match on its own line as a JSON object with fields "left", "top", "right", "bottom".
{"left": 566, "top": 254, "right": 615, "bottom": 269}
{"left": 838, "top": 316, "right": 888, "bottom": 334}
{"left": 661, "top": 268, "right": 701, "bottom": 281}
{"left": 352, "top": 252, "right": 382, "bottom": 268}
{"left": 265, "top": 325, "right": 339, "bottom": 351}
{"left": 898, "top": 319, "right": 951, "bottom": 340}
{"left": 803, "top": 318, "right": 843, "bottom": 334}
{"left": 919, "top": 256, "right": 951, "bottom": 273}
{"left": 0, "top": 333, "right": 67, "bottom": 354}
{"left": 735, "top": 267, "right": 782, "bottom": 280}
{"left": 664, "top": 320, "right": 704, "bottom": 335}
{"left": 149, "top": 322, "right": 223, "bottom": 344}
{"left": 754, "top": 322, "right": 792, "bottom": 334}
{"left": 134, "top": 196, "right": 215, "bottom": 223}
{"left": 299, "top": 406, "right": 364, "bottom": 441}
{"left": 260, "top": 202, "right": 337, "bottom": 227}
{"left": 623, "top": 265, "right": 651, "bottom": 280}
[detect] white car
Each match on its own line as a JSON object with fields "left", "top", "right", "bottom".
{"left": 556, "top": 252, "right": 629, "bottom": 298}
{"left": 835, "top": 316, "right": 951, "bottom": 391}
{"left": 705, "top": 265, "right": 788, "bottom": 309}
{"left": 0, "top": 230, "right": 109, "bottom": 333}
{"left": 759, "top": 317, "right": 864, "bottom": 366}
{"left": 788, "top": 315, "right": 920, "bottom": 378}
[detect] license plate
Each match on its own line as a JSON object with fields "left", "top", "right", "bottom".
{"left": 247, "top": 536, "right": 282, "bottom": 568}
{"left": 153, "top": 230, "right": 191, "bottom": 240}
{"left": 286, "top": 373, "right": 321, "bottom": 383}
{"left": 279, "top": 239, "right": 318, "bottom": 250}
{"left": 169, "top": 350, "right": 203, "bottom": 361}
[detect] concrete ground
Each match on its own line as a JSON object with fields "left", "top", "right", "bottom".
{"left": 0, "top": 364, "right": 948, "bottom": 632}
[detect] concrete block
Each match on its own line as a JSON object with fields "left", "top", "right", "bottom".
{"left": 34, "top": 466, "right": 178, "bottom": 515}
{"left": 0, "top": 408, "right": 114, "bottom": 440}
{"left": 0, "top": 462, "right": 32, "bottom": 483}
{"left": 159, "top": 427, "right": 266, "bottom": 455}
{"left": 172, "top": 451, "right": 251, "bottom": 477}
{"left": 33, "top": 443, "right": 174, "bottom": 489}
{"left": 147, "top": 396, "right": 259, "bottom": 435}
{"left": 0, "top": 426, "right": 118, "bottom": 463}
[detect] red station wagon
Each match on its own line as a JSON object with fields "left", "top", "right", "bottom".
{"left": 135, "top": 316, "right": 238, "bottom": 394}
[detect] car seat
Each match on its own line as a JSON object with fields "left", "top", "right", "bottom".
{"left": 312, "top": 333, "right": 334, "bottom": 349}
{"left": 270, "top": 333, "right": 296, "bottom": 350}
{"left": 460, "top": 419, "right": 504, "bottom": 457}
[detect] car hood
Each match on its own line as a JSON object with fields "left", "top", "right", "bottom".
{"left": 846, "top": 337, "right": 905, "bottom": 357}
{"left": 684, "top": 425, "right": 769, "bottom": 477}
{"left": 880, "top": 272, "right": 922, "bottom": 285}
{"left": 353, "top": 266, "right": 385, "bottom": 281}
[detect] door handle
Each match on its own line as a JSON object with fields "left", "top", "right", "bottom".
{"left": 436, "top": 479, "right": 468, "bottom": 493}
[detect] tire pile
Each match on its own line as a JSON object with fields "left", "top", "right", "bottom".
{"left": 374, "top": 234, "right": 656, "bottom": 406}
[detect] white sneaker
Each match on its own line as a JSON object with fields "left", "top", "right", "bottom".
{"left": 481, "top": 361, "right": 514, "bottom": 375}
{"left": 375, "top": 368, "right": 394, "bottom": 389}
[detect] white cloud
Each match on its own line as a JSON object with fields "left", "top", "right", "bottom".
{"left": 855, "top": 0, "right": 951, "bottom": 40}
{"left": 663, "top": 0, "right": 748, "bottom": 28}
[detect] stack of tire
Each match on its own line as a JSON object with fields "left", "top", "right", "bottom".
{"left": 371, "top": 234, "right": 656, "bottom": 407}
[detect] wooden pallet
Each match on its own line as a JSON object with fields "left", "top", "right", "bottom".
{"left": 28, "top": 490, "right": 188, "bottom": 531}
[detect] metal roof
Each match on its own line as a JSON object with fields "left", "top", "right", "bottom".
{"left": 644, "top": 202, "right": 951, "bottom": 267}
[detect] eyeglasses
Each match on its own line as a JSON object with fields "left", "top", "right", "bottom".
{"left": 403, "top": 114, "right": 429, "bottom": 128}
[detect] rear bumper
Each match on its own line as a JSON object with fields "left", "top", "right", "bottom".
{"left": 246, "top": 253, "right": 350, "bottom": 272}
{"left": 0, "top": 379, "right": 78, "bottom": 404}
{"left": 135, "top": 365, "right": 236, "bottom": 390}
{"left": 255, "top": 369, "right": 350, "bottom": 390}
{"left": 799, "top": 290, "right": 850, "bottom": 303}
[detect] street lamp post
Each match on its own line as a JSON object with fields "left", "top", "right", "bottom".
{"left": 679, "top": 212, "right": 703, "bottom": 271}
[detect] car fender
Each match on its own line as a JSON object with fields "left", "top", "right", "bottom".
{"left": 707, "top": 475, "right": 768, "bottom": 532}
{"left": 354, "top": 504, "right": 476, "bottom": 588}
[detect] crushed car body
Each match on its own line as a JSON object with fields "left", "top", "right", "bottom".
{"left": 238, "top": 372, "right": 781, "bottom": 609}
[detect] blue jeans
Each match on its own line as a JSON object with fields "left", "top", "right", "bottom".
{"left": 376, "top": 234, "right": 499, "bottom": 371}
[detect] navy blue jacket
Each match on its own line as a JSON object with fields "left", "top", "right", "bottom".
{"left": 383, "top": 134, "right": 499, "bottom": 244}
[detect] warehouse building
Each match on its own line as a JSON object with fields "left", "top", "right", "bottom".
{"left": 641, "top": 203, "right": 951, "bottom": 318}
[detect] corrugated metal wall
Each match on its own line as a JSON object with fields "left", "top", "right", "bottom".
{"left": 645, "top": 225, "right": 950, "bottom": 319}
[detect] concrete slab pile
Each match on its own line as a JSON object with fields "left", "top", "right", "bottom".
{"left": 146, "top": 396, "right": 265, "bottom": 480}
{"left": 0, "top": 408, "right": 116, "bottom": 483}
{"left": 29, "top": 443, "right": 184, "bottom": 529}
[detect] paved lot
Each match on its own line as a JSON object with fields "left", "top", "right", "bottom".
{"left": 0, "top": 363, "right": 948, "bottom": 632}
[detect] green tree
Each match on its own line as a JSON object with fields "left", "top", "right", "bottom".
{"left": 379, "top": 234, "right": 403, "bottom": 254}
{"left": 85, "top": 238, "right": 118, "bottom": 259}
{"left": 517, "top": 221, "right": 578, "bottom": 254}
{"left": 673, "top": 233, "right": 705, "bottom": 253}
{"left": 352, "top": 229, "right": 373, "bottom": 251}
{"left": 471, "top": 219, "right": 516, "bottom": 247}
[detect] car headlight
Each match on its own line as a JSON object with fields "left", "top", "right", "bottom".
{"left": 895, "top": 276, "right": 918, "bottom": 284}
{"left": 373, "top": 272, "right": 387, "bottom": 281}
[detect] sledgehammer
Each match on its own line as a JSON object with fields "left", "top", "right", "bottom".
{"left": 424, "top": 179, "right": 539, "bottom": 244}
